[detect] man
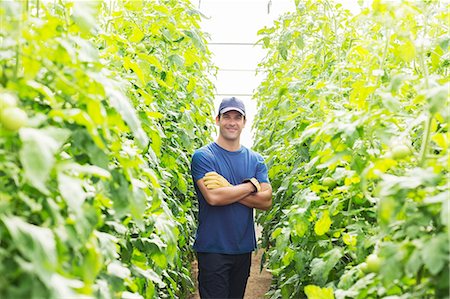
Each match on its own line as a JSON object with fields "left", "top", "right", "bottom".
{"left": 190, "top": 96, "right": 273, "bottom": 299}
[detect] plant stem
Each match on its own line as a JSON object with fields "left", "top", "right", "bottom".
{"left": 417, "top": 36, "right": 432, "bottom": 167}
{"left": 14, "top": 45, "right": 19, "bottom": 80}
{"left": 347, "top": 196, "right": 353, "bottom": 216}
{"left": 419, "top": 114, "right": 432, "bottom": 167}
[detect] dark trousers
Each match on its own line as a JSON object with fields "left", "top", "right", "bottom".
{"left": 197, "top": 252, "right": 251, "bottom": 299}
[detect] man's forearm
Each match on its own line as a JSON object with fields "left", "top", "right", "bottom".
{"left": 238, "top": 189, "right": 272, "bottom": 210}
{"left": 238, "top": 184, "right": 272, "bottom": 210}
{"left": 198, "top": 180, "right": 256, "bottom": 206}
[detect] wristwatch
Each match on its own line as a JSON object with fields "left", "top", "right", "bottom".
{"left": 242, "top": 178, "right": 261, "bottom": 193}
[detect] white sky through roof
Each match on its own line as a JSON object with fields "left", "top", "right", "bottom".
{"left": 197, "top": 0, "right": 360, "bottom": 148}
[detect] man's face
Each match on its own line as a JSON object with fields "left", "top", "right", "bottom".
{"left": 216, "top": 110, "right": 246, "bottom": 141}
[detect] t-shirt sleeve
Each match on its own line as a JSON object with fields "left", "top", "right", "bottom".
{"left": 255, "top": 154, "right": 270, "bottom": 184}
{"left": 191, "top": 150, "right": 215, "bottom": 182}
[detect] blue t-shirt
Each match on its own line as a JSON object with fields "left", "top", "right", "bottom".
{"left": 190, "top": 142, "right": 269, "bottom": 254}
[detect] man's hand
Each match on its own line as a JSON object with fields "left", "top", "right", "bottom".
{"left": 203, "top": 172, "right": 232, "bottom": 189}
{"left": 239, "top": 182, "right": 272, "bottom": 210}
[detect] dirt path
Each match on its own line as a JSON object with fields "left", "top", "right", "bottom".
{"left": 188, "top": 249, "right": 272, "bottom": 299}
{"left": 243, "top": 249, "right": 272, "bottom": 299}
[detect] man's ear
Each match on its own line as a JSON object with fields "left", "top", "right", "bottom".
{"left": 215, "top": 115, "right": 220, "bottom": 125}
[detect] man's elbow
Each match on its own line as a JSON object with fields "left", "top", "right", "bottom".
{"left": 204, "top": 194, "right": 222, "bottom": 206}
{"left": 259, "top": 197, "right": 272, "bottom": 211}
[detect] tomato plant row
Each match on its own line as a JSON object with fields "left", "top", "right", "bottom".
{"left": 0, "top": 1, "right": 214, "bottom": 298}
{"left": 253, "top": 1, "right": 449, "bottom": 298}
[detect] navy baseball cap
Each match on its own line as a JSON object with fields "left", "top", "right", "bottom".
{"left": 218, "top": 97, "right": 246, "bottom": 116}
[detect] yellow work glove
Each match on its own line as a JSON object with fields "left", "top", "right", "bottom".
{"left": 203, "top": 172, "right": 232, "bottom": 189}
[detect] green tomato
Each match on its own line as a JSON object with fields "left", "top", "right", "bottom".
{"left": 136, "top": 43, "right": 147, "bottom": 53}
{"left": 322, "top": 177, "right": 337, "bottom": 188}
{"left": 391, "top": 144, "right": 411, "bottom": 160}
{"left": 359, "top": 262, "right": 369, "bottom": 274}
{"left": 0, "top": 107, "right": 28, "bottom": 131}
{"left": 0, "top": 92, "right": 18, "bottom": 109}
{"left": 365, "top": 254, "right": 381, "bottom": 273}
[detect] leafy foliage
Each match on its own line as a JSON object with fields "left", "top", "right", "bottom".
{"left": 253, "top": 0, "right": 449, "bottom": 298}
{"left": 0, "top": 0, "right": 214, "bottom": 298}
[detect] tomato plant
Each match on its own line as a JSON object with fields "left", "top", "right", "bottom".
{"left": 253, "top": 0, "right": 449, "bottom": 298}
{"left": 0, "top": 0, "right": 215, "bottom": 298}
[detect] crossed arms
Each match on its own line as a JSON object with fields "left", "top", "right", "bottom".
{"left": 196, "top": 173, "right": 272, "bottom": 211}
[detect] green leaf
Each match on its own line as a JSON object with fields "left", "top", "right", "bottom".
{"left": 304, "top": 285, "right": 335, "bottom": 299}
{"left": 295, "top": 36, "right": 304, "bottom": 49}
{"left": 57, "top": 162, "right": 111, "bottom": 179}
{"left": 379, "top": 92, "right": 400, "bottom": 112}
{"left": 101, "top": 78, "right": 149, "bottom": 148}
{"left": 442, "top": 196, "right": 449, "bottom": 228}
{"left": 176, "top": 171, "right": 187, "bottom": 193}
{"left": 149, "top": 130, "right": 162, "bottom": 157}
{"left": 310, "top": 247, "right": 343, "bottom": 285}
{"left": 26, "top": 80, "right": 56, "bottom": 105}
{"left": 130, "top": 182, "right": 147, "bottom": 230}
{"left": 71, "top": 0, "right": 100, "bottom": 34}
{"left": 389, "top": 73, "right": 407, "bottom": 93}
{"left": 124, "top": 0, "right": 144, "bottom": 11}
{"left": 421, "top": 233, "right": 449, "bottom": 275}
{"left": 95, "top": 231, "right": 119, "bottom": 261}
{"left": 426, "top": 84, "right": 449, "bottom": 115}
{"left": 138, "top": 53, "right": 163, "bottom": 70}
{"left": 396, "top": 39, "right": 416, "bottom": 63}
{"left": 293, "top": 219, "right": 309, "bottom": 237}
{"left": 132, "top": 265, "right": 164, "bottom": 287}
{"left": 314, "top": 210, "right": 332, "bottom": 236}
{"left": 183, "top": 30, "right": 205, "bottom": 52}
{"left": 122, "top": 292, "right": 144, "bottom": 299}
{"left": 278, "top": 44, "right": 288, "bottom": 60}
{"left": 110, "top": 170, "right": 131, "bottom": 218}
{"left": 19, "top": 127, "right": 70, "bottom": 194}
{"left": 169, "top": 54, "right": 185, "bottom": 67}
{"left": 107, "top": 261, "right": 131, "bottom": 279}
{"left": 2, "top": 216, "right": 56, "bottom": 276}
{"left": 124, "top": 56, "right": 146, "bottom": 86}
{"left": 70, "top": 36, "right": 98, "bottom": 62}
{"left": 129, "top": 24, "right": 144, "bottom": 43}
{"left": 405, "top": 247, "right": 423, "bottom": 276}
{"left": 57, "top": 173, "right": 86, "bottom": 214}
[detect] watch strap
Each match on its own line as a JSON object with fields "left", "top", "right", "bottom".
{"left": 242, "top": 178, "right": 261, "bottom": 193}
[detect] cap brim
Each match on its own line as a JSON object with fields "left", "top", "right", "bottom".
{"left": 219, "top": 107, "right": 245, "bottom": 116}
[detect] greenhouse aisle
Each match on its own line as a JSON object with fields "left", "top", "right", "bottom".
{"left": 1, "top": 0, "right": 448, "bottom": 298}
